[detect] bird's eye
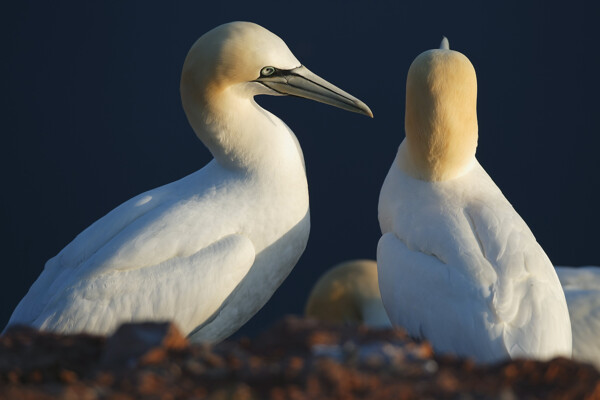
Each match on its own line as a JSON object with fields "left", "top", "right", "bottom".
{"left": 261, "top": 66, "right": 275, "bottom": 76}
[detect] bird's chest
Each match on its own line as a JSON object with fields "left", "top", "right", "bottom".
{"left": 198, "top": 169, "right": 309, "bottom": 254}
{"left": 244, "top": 173, "right": 309, "bottom": 250}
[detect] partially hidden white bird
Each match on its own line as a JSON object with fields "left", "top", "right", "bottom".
{"left": 377, "top": 37, "right": 572, "bottom": 363}
{"left": 5, "top": 21, "right": 372, "bottom": 342}
{"left": 304, "top": 259, "right": 391, "bottom": 328}
{"left": 556, "top": 266, "right": 600, "bottom": 369}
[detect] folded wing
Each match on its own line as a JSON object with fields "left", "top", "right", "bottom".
{"left": 7, "top": 233, "right": 255, "bottom": 336}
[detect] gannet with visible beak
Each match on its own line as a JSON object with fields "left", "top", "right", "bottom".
{"left": 5, "top": 22, "right": 372, "bottom": 342}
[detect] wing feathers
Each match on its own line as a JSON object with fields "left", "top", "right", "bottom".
{"left": 377, "top": 232, "right": 507, "bottom": 362}
{"left": 9, "top": 234, "right": 255, "bottom": 337}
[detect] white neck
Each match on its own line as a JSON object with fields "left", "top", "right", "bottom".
{"left": 182, "top": 83, "right": 303, "bottom": 173}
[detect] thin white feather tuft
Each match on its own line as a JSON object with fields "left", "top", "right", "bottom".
{"left": 440, "top": 36, "right": 450, "bottom": 50}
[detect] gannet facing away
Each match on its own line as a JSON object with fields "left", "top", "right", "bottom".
{"left": 5, "top": 22, "right": 372, "bottom": 342}
{"left": 304, "top": 259, "right": 391, "bottom": 328}
{"left": 556, "top": 266, "right": 600, "bottom": 369}
{"left": 377, "top": 38, "right": 571, "bottom": 363}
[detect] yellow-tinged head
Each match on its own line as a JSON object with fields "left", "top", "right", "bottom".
{"left": 181, "top": 22, "right": 300, "bottom": 97}
{"left": 181, "top": 21, "right": 372, "bottom": 116}
{"left": 305, "top": 260, "right": 388, "bottom": 327}
{"left": 180, "top": 22, "right": 372, "bottom": 169}
{"left": 402, "top": 38, "right": 478, "bottom": 181}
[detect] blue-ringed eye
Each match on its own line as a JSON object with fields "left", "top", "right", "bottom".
{"left": 261, "top": 66, "right": 275, "bottom": 76}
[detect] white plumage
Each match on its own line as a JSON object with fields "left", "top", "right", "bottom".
{"left": 5, "top": 21, "right": 372, "bottom": 342}
{"left": 377, "top": 38, "right": 571, "bottom": 363}
{"left": 556, "top": 266, "right": 600, "bottom": 369}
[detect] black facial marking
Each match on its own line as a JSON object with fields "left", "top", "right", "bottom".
{"left": 257, "top": 66, "right": 302, "bottom": 80}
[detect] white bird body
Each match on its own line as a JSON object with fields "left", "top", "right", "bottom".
{"left": 377, "top": 40, "right": 571, "bottom": 363}
{"left": 556, "top": 266, "right": 600, "bottom": 369}
{"left": 10, "top": 154, "right": 308, "bottom": 341}
{"left": 6, "top": 22, "right": 371, "bottom": 341}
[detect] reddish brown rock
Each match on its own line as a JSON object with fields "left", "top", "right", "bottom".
{"left": 0, "top": 316, "right": 598, "bottom": 399}
{"left": 100, "top": 321, "right": 188, "bottom": 368}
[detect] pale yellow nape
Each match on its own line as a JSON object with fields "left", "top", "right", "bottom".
{"left": 305, "top": 260, "right": 381, "bottom": 323}
{"left": 401, "top": 46, "right": 478, "bottom": 182}
{"left": 178, "top": 21, "right": 302, "bottom": 170}
{"left": 180, "top": 21, "right": 300, "bottom": 104}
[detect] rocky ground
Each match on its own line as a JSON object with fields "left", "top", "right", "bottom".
{"left": 0, "top": 316, "right": 598, "bottom": 399}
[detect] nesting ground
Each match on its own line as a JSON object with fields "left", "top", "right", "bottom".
{"left": 0, "top": 316, "right": 598, "bottom": 399}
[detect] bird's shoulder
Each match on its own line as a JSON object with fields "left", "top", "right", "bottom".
{"left": 383, "top": 159, "right": 553, "bottom": 285}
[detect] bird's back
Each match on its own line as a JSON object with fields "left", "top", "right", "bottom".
{"left": 6, "top": 163, "right": 223, "bottom": 329}
{"left": 556, "top": 266, "right": 600, "bottom": 369}
{"left": 378, "top": 152, "right": 571, "bottom": 362}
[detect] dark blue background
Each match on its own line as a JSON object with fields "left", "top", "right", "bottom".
{"left": 2, "top": 1, "right": 598, "bottom": 337}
